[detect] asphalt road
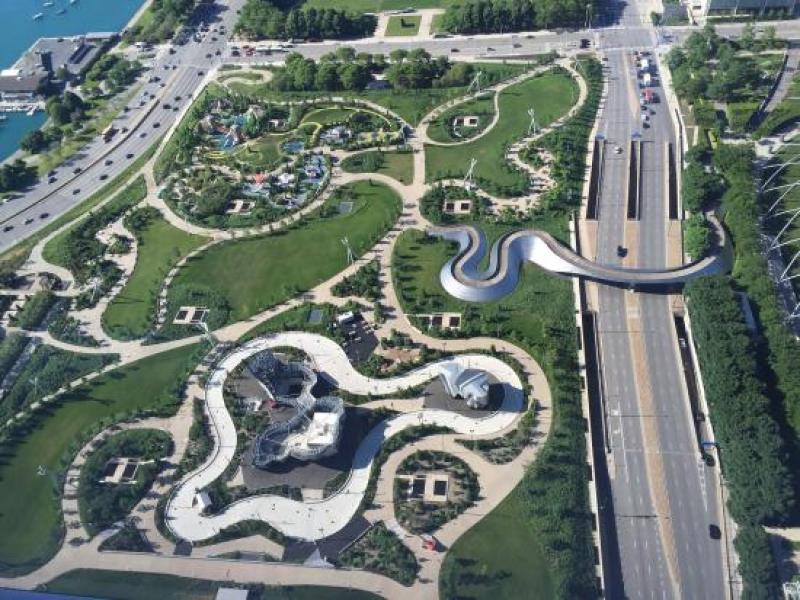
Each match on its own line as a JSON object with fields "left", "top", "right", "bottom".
{"left": 0, "top": 2, "right": 791, "bottom": 594}
{"left": 593, "top": 39, "right": 726, "bottom": 600}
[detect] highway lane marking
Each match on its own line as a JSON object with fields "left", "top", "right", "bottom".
{"left": 625, "top": 292, "right": 683, "bottom": 597}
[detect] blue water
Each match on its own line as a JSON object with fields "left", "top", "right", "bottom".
{"left": 0, "top": 0, "right": 145, "bottom": 160}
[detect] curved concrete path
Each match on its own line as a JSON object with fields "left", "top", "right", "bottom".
{"left": 165, "top": 332, "right": 524, "bottom": 543}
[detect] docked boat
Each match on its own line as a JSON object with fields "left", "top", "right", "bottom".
{"left": 44, "top": 2, "right": 54, "bottom": 7}
{"left": 33, "top": 12, "right": 44, "bottom": 20}
{"left": 0, "top": 116, "right": 7, "bottom": 122}
{"left": 56, "top": 8, "right": 66, "bottom": 14}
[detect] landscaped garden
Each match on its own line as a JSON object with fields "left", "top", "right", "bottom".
{"left": 103, "top": 207, "right": 208, "bottom": 340}
{"left": 341, "top": 150, "right": 414, "bottom": 184}
{"left": 394, "top": 450, "right": 479, "bottom": 534}
{"left": 426, "top": 94, "right": 496, "bottom": 144}
{"left": 78, "top": 429, "right": 173, "bottom": 536}
{"left": 169, "top": 180, "right": 401, "bottom": 322}
{"left": 338, "top": 522, "right": 419, "bottom": 585}
{"left": 0, "top": 344, "right": 200, "bottom": 574}
{"left": 426, "top": 70, "right": 578, "bottom": 196}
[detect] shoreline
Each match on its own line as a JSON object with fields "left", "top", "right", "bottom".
{"left": 124, "top": 0, "right": 154, "bottom": 32}
{"left": 1, "top": 0, "right": 149, "bottom": 166}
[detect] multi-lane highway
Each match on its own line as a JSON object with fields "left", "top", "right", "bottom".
{"left": 589, "top": 12, "right": 727, "bottom": 599}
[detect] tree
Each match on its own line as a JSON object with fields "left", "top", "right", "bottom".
{"left": 20, "top": 129, "right": 48, "bottom": 154}
{"left": 734, "top": 526, "right": 779, "bottom": 600}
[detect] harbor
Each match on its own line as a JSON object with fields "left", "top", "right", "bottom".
{"left": 0, "top": 0, "right": 145, "bottom": 160}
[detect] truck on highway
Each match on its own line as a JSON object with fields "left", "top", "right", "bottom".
{"left": 101, "top": 124, "right": 118, "bottom": 143}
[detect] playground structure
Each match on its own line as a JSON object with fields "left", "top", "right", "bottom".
{"left": 246, "top": 351, "right": 345, "bottom": 467}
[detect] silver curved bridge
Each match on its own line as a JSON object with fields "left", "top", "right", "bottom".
{"left": 428, "top": 223, "right": 730, "bottom": 303}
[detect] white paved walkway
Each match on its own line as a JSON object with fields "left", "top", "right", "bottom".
{"left": 166, "top": 332, "right": 524, "bottom": 543}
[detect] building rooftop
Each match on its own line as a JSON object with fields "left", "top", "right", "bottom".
{"left": 10, "top": 33, "right": 114, "bottom": 78}
{"left": 0, "top": 73, "right": 47, "bottom": 94}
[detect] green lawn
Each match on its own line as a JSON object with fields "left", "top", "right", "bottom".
{"left": 440, "top": 487, "right": 554, "bottom": 599}
{"left": 171, "top": 180, "right": 401, "bottom": 322}
{"left": 0, "top": 344, "right": 199, "bottom": 574}
{"left": 40, "top": 570, "right": 383, "bottom": 600}
{"left": 341, "top": 150, "right": 414, "bottom": 184}
{"left": 393, "top": 227, "right": 568, "bottom": 339}
{"left": 228, "top": 63, "right": 528, "bottom": 127}
{"left": 426, "top": 71, "right": 578, "bottom": 195}
{"left": 385, "top": 15, "right": 422, "bottom": 36}
{"left": 426, "top": 94, "right": 496, "bottom": 144}
{"left": 301, "top": 107, "right": 357, "bottom": 127}
{"left": 233, "top": 132, "right": 292, "bottom": 171}
{"left": 103, "top": 214, "right": 207, "bottom": 339}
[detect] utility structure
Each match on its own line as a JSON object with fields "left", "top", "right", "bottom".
{"left": 341, "top": 237, "right": 354, "bottom": 264}
{"left": 527, "top": 107, "right": 538, "bottom": 136}
{"left": 463, "top": 158, "right": 477, "bottom": 191}
{"left": 467, "top": 70, "right": 483, "bottom": 94}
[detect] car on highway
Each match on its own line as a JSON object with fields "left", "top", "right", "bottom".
{"left": 164, "top": 103, "right": 172, "bottom": 110}
{"left": 709, "top": 524, "right": 721, "bottom": 540}
{"left": 99, "top": 174, "right": 108, "bottom": 181}
{"left": 73, "top": 167, "right": 82, "bottom": 174}
{"left": 126, "top": 153, "right": 134, "bottom": 159}
{"left": 614, "top": 146, "right": 622, "bottom": 154}
{"left": 205, "top": 53, "right": 212, "bottom": 59}
{"left": 72, "top": 188, "right": 80, "bottom": 195}
{"left": 39, "top": 212, "right": 49, "bottom": 219}
{"left": 153, "top": 122, "right": 161, "bottom": 128}
{"left": 215, "top": 49, "right": 221, "bottom": 56}
{"left": 104, "top": 159, "right": 113, "bottom": 166}
{"left": 450, "top": 48, "right": 459, "bottom": 53}
{"left": 2, "top": 225, "right": 13, "bottom": 232}
{"left": 198, "top": 70, "right": 204, "bottom": 76}
{"left": 24, "top": 218, "right": 33, "bottom": 225}
{"left": 48, "top": 176, "right": 57, "bottom": 184}
{"left": 140, "top": 132, "right": 147, "bottom": 138}
{"left": 175, "top": 95, "right": 182, "bottom": 102}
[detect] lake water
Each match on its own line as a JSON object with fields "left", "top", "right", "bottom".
{"left": 0, "top": 0, "right": 145, "bottom": 160}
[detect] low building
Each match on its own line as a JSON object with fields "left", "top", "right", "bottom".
{"left": 439, "top": 363, "right": 491, "bottom": 409}
{"left": 0, "top": 71, "right": 47, "bottom": 102}
{"left": 696, "top": 0, "right": 798, "bottom": 16}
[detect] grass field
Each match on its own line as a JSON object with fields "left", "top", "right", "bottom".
{"left": 426, "top": 94, "right": 496, "bottom": 144}
{"left": 233, "top": 132, "right": 292, "bottom": 171}
{"left": 42, "top": 176, "right": 148, "bottom": 271}
{"left": 0, "top": 344, "right": 199, "bottom": 574}
{"left": 170, "top": 180, "right": 401, "bottom": 323}
{"left": 440, "top": 488, "right": 554, "bottom": 599}
{"left": 385, "top": 15, "right": 422, "bottom": 36}
{"left": 228, "top": 63, "right": 528, "bottom": 127}
{"left": 393, "top": 227, "right": 568, "bottom": 339}
{"left": 426, "top": 71, "right": 578, "bottom": 195}
{"left": 103, "top": 214, "right": 207, "bottom": 339}
{"left": 341, "top": 151, "right": 414, "bottom": 184}
{"left": 41, "top": 570, "right": 383, "bottom": 600}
